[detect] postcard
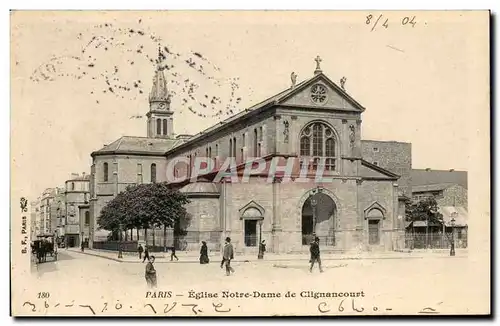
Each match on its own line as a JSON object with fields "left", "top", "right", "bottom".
{"left": 10, "top": 10, "right": 490, "bottom": 316}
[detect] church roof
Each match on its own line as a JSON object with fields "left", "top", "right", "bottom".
{"left": 91, "top": 136, "right": 184, "bottom": 157}
{"left": 360, "top": 160, "right": 400, "bottom": 181}
{"left": 166, "top": 72, "right": 365, "bottom": 155}
{"left": 179, "top": 180, "right": 220, "bottom": 195}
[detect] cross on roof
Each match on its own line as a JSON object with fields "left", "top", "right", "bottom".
{"left": 314, "top": 55, "right": 322, "bottom": 74}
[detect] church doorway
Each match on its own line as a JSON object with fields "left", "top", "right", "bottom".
{"left": 301, "top": 191, "right": 336, "bottom": 246}
{"left": 244, "top": 219, "right": 258, "bottom": 247}
{"left": 368, "top": 220, "right": 380, "bottom": 245}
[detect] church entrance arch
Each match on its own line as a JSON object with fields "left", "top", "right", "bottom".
{"left": 301, "top": 190, "right": 337, "bottom": 246}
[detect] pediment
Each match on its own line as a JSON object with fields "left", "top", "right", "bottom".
{"left": 364, "top": 201, "right": 387, "bottom": 219}
{"left": 360, "top": 160, "right": 399, "bottom": 180}
{"left": 279, "top": 74, "right": 365, "bottom": 112}
{"left": 239, "top": 200, "right": 265, "bottom": 219}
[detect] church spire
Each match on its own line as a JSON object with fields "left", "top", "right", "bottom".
{"left": 146, "top": 46, "right": 174, "bottom": 139}
{"left": 149, "top": 46, "right": 170, "bottom": 104}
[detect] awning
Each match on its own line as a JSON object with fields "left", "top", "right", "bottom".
{"left": 405, "top": 220, "right": 442, "bottom": 228}
{"left": 439, "top": 206, "right": 468, "bottom": 227}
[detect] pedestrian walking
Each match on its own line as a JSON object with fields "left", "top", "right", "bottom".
{"left": 309, "top": 237, "right": 324, "bottom": 273}
{"left": 80, "top": 240, "right": 85, "bottom": 253}
{"left": 170, "top": 246, "right": 179, "bottom": 261}
{"left": 138, "top": 244, "right": 144, "bottom": 260}
{"left": 145, "top": 256, "right": 157, "bottom": 288}
{"left": 199, "top": 241, "right": 210, "bottom": 264}
{"left": 222, "top": 237, "right": 235, "bottom": 276}
{"left": 258, "top": 240, "right": 266, "bottom": 259}
{"left": 142, "top": 246, "right": 150, "bottom": 263}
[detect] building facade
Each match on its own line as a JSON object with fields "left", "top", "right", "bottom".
{"left": 89, "top": 58, "right": 413, "bottom": 253}
{"left": 64, "top": 173, "right": 90, "bottom": 247}
{"left": 412, "top": 183, "right": 468, "bottom": 209}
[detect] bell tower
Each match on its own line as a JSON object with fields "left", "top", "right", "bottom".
{"left": 146, "top": 49, "right": 174, "bottom": 139}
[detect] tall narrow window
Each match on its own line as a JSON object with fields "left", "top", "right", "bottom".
{"left": 209, "top": 147, "right": 212, "bottom": 158}
{"left": 206, "top": 147, "right": 209, "bottom": 157}
{"left": 233, "top": 137, "right": 237, "bottom": 160}
{"left": 151, "top": 163, "right": 157, "bottom": 183}
{"left": 215, "top": 144, "right": 218, "bottom": 156}
{"left": 85, "top": 211, "right": 90, "bottom": 225}
{"left": 229, "top": 139, "right": 232, "bottom": 157}
{"left": 259, "top": 126, "right": 263, "bottom": 141}
{"left": 253, "top": 129, "right": 258, "bottom": 157}
{"left": 156, "top": 119, "right": 162, "bottom": 135}
{"left": 103, "top": 162, "right": 109, "bottom": 182}
{"left": 137, "top": 163, "right": 143, "bottom": 184}
{"left": 71, "top": 182, "right": 75, "bottom": 191}
{"left": 163, "top": 119, "right": 168, "bottom": 135}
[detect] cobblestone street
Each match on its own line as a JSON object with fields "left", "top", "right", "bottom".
{"left": 23, "top": 250, "right": 488, "bottom": 316}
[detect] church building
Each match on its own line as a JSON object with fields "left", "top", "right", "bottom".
{"left": 89, "top": 57, "right": 410, "bottom": 254}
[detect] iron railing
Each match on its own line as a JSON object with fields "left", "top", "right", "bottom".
{"left": 302, "top": 233, "right": 336, "bottom": 246}
{"left": 404, "top": 232, "right": 468, "bottom": 249}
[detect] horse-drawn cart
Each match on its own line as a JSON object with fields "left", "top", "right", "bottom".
{"left": 31, "top": 235, "right": 58, "bottom": 263}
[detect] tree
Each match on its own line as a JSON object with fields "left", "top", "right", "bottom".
{"left": 405, "top": 196, "right": 443, "bottom": 224}
{"left": 405, "top": 196, "right": 444, "bottom": 248}
{"left": 97, "top": 182, "right": 191, "bottom": 246}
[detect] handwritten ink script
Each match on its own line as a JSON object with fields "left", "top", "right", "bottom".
{"left": 22, "top": 299, "right": 234, "bottom": 316}
{"left": 20, "top": 197, "right": 28, "bottom": 254}
{"left": 20, "top": 290, "right": 441, "bottom": 315}
{"left": 366, "top": 14, "right": 418, "bottom": 32}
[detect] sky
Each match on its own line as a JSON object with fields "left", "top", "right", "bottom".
{"left": 10, "top": 11, "right": 489, "bottom": 200}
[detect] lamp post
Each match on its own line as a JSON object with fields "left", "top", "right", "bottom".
{"left": 118, "top": 223, "right": 123, "bottom": 259}
{"left": 450, "top": 212, "right": 457, "bottom": 256}
{"left": 311, "top": 197, "right": 318, "bottom": 236}
{"left": 258, "top": 219, "right": 264, "bottom": 259}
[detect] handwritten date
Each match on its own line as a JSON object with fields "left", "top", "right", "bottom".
{"left": 366, "top": 14, "right": 417, "bottom": 32}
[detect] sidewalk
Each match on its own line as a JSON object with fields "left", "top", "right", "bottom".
{"left": 67, "top": 248, "right": 468, "bottom": 263}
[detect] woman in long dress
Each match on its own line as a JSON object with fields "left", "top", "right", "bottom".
{"left": 145, "top": 256, "right": 157, "bottom": 288}
{"left": 199, "top": 241, "right": 210, "bottom": 264}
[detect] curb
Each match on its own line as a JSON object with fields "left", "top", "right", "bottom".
{"left": 65, "top": 250, "right": 468, "bottom": 264}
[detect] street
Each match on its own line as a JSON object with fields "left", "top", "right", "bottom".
{"left": 24, "top": 250, "right": 488, "bottom": 316}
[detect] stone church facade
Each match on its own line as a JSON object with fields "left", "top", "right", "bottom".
{"left": 89, "top": 58, "right": 410, "bottom": 254}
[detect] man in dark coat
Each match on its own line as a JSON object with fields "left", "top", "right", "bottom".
{"left": 138, "top": 244, "right": 144, "bottom": 260}
{"left": 222, "top": 237, "right": 235, "bottom": 276}
{"left": 309, "top": 237, "right": 324, "bottom": 273}
{"left": 145, "top": 256, "right": 157, "bottom": 288}
{"left": 258, "top": 240, "right": 266, "bottom": 259}
{"left": 142, "top": 246, "right": 150, "bottom": 263}
{"left": 170, "top": 246, "right": 179, "bottom": 261}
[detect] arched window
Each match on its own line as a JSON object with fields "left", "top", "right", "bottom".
{"left": 229, "top": 138, "right": 232, "bottom": 157}
{"left": 233, "top": 137, "right": 236, "bottom": 160}
{"left": 299, "top": 122, "right": 337, "bottom": 171}
{"left": 151, "top": 163, "right": 157, "bottom": 183}
{"left": 163, "top": 119, "right": 168, "bottom": 135}
{"left": 156, "top": 119, "right": 162, "bottom": 135}
{"left": 103, "top": 162, "right": 109, "bottom": 182}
